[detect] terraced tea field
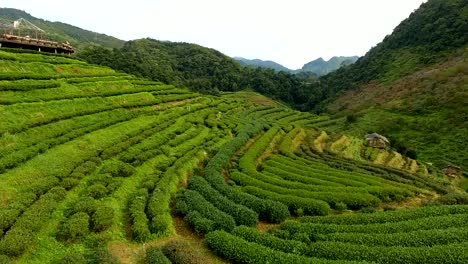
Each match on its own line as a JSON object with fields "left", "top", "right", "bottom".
{"left": 0, "top": 49, "right": 466, "bottom": 264}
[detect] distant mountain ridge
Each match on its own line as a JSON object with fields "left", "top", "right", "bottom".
{"left": 234, "top": 56, "right": 359, "bottom": 75}
{"left": 301, "top": 56, "right": 359, "bottom": 76}
{"left": 235, "top": 57, "right": 292, "bottom": 72}
{"left": 0, "top": 8, "right": 124, "bottom": 49}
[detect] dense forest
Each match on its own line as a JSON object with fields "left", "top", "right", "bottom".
{"left": 77, "top": 40, "right": 315, "bottom": 109}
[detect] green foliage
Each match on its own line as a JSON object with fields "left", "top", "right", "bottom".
{"left": 59, "top": 253, "right": 87, "bottom": 264}
{"left": 232, "top": 226, "right": 308, "bottom": 254}
{"left": 146, "top": 246, "right": 171, "bottom": 264}
{"left": 0, "top": 255, "right": 10, "bottom": 264}
{"left": 429, "top": 193, "right": 468, "bottom": 205}
{"left": 128, "top": 189, "right": 151, "bottom": 242}
{"left": 87, "top": 249, "right": 120, "bottom": 264}
{"left": 99, "top": 160, "right": 136, "bottom": 177}
{"left": 317, "top": 227, "right": 468, "bottom": 247}
{"left": 205, "top": 230, "right": 362, "bottom": 264}
{"left": 86, "top": 184, "right": 109, "bottom": 199}
{"left": 58, "top": 212, "right": 90, "bottom": 241}
{"left": 306, "top": 241, "right": 468, "bottom": 264}
{"left": 161, "top": 240, "right": 209, "bottom": 264}
{"left": 179, "top": 190, "right": 235, "bottom": 232}
{"left": 201, "top": 123, "right": 290, "bottom": 223}
{"left": 77, "top": 39, "right": 314, "bottom": 109}
{"left": 91, "top": 206, "right": 114, "bottom": 232}
{"left": 184, "top": 211, "right": 214, "bottom": 235}
{"left": 299, "top": 205, "right": 468, "bottom": 225}
{"left": 188, "top": 176, "right": 258, "bottom": 226}
{"left": 281, "top": 214, "right": 468, "bottom": 236}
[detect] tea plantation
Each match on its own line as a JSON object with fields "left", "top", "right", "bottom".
{"left": 0, "top": 49, "right": 466, "bottom": 263}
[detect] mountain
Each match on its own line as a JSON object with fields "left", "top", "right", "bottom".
{"left": 233, "top": 56, "right": 359, "bottom": 75}
{"left": 234, "top": 57, "right": 293, "bottom": 72}
{"left": 0, "top": 8, "right": 124, "bottom": 49}
{"left": 301, "top": 56, "right": 359, "bottom": 76}
{"left": 308, "top": 0, "right": 468, "bottom": 169}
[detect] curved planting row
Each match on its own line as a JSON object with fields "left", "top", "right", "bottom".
{"left": 204, "top": 206, "right": 468, "bottom": 264}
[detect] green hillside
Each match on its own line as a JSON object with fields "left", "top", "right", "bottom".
{"left": 77, "top": 39, "right": 314, "bottom": 109}
{"left": 311, "top": 0, "right": 467, "bottom": 107}
{"left": 306, "top": 0, "right": 468, "bottom": 170}
{"left": 0, "top": 48, "right": 466, "bottom": 264}
{"left": 0, "top": 8, "right": 124, "bottom": 49}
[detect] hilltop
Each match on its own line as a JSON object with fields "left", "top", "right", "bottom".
{"left": 0, "top": 8, "right": 124, "bottom": 49}
{"left": 300, "top": 56, "right": 359, "bottom": 76}
{"left": 234, "top": 57, "right": 293, "bottom": 72}
{"left": 233, "top": 56, "right": 359, "bottom": 76}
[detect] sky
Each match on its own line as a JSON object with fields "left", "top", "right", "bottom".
{"left": 1, "top": 0, "right": 427, "bottom": 69}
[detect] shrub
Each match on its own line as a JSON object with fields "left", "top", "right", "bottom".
{"left": 149, "top": 214, "right": 172, "bottom": 237}
{"left": 128, "top": 189, "right": 151, "bottom": 242}
{"left": 146, "top": 247, "right": 171, "bottom": 264}
{"left": 334, "top": 202, "right": 347, "bottom": 211}
{"left": 0, "top": 228, "right": 34, "bottom": 256}
{"left": 188, "top": 176, "right": 258, "bottom": 226}
{"left": 59, "top": 253, "right": 87, "bottom": 264}
{"left": 87, "top": 249, "right": 119, "bottom": 264}
{"left": 232, "top": 226, "right": 308, "bottom": 254}
{"left": 299, "top": 205, "right": 468, "bottom": 225}
{"left": 99, "top": 160, "right": 135, "bottom": 177}
{"left": 205, "top": 230, "right": 341, "bottom": 264}
{"left": 86, "top": 184, "right": 108, "bottom": 199}
{"left": 92, "top": 206, "right": 114, "bottom": 232}
{"left": 181, "top": 190, "right": 235, "bottom": 232}
{"left": 68, "top": 197, "right": 98, "bottom": 216}
{"left": 61, "top": 178, "right": 81, "bottom": 190}
{"left": 243, "top": 186, "right": 330, "bottom": 216}
{"left": 184, "top": 211, "right": 214, "bottom": 235}
{"left": 58, "top": 212, "right": 90, "bottom": 241}
{"left": 431, "top": 193, "right": 468, "bottom": 205}
{"left": 0, "top": 255, "right": 10, "bottom": 264}
{"left": 0, "top": 209, "right": 21, "bottom": 233}
{"left": 161, "top": 240, "right": 208, "bottom": 264}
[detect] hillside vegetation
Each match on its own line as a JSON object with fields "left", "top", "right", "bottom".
{"left": 77, "top": 39, "right": 313, "bottom": 109}
{"left": 306, "top": 0, "right": 468, "bottom": 170}
{"left": 0, "top": 49, "right": 466, "bottom": 264}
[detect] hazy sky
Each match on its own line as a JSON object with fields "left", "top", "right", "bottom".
{"left": 2, "top": 0, "right": 427, "bottom": 69}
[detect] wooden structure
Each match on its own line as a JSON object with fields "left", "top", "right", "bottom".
{"left": 365, "top": 133, "right": 390, "bottom": 149}
{"left": 0, "top": 18, "right": 74, "bottom": 54}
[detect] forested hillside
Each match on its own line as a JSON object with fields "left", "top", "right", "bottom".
{"left": 311, "top": 0, "right": 468, "bottom": 170}
{"left": 308, "top": 0, "right": 467, "bottom": 109}
{"left": 77, "top": 39, "right": 314, "bottom": 108}
{"left": 0, "top": 8, "right": 124, "bottom": 49}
